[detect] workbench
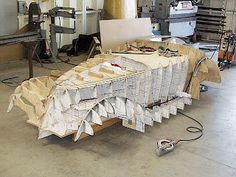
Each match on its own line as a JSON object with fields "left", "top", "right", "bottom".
{"left": 0, "top": 31, "right": 41, "bottom": 78}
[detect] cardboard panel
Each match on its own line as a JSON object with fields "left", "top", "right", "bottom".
{"left": 100, "top": 18, "right": 152, "bottom": 51}
{"left": 0, "top": 44, "right": 26, "bottom": 64}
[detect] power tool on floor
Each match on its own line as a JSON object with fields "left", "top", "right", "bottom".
{"left": 156, "top": 139, "right": 177, "bottom": 156}
{"left": 156, "top": 112, "right": 203, "bottom": 157}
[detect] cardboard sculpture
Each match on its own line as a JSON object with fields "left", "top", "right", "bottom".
{"left": 116, "top": 40, "right": 221, "bottom": 99}
{"left": 7, "top": 41, "right": 221, "bottom": 141}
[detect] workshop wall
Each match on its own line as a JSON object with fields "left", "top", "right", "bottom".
{"left": 0, "top": 1, "right": 25, "bottom": 64}
{"left": 138, "top": 0, "right": 154, "bottom": 8}
{"left": 0, "top": 44, "right": 25, "bottom": 64}
{"left": 0, "top": 1, "right": 18, "bottom": 36}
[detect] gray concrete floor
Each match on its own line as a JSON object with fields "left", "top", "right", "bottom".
{"left": 0, "top": 57, "right": 236, "bottom": 177}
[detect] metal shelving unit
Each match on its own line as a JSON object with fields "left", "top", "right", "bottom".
{"left": 18, "top": 0, "right": 103, "bottom": 46}
{"left": 197, "top": 0, "right": 227, "bottom": 41}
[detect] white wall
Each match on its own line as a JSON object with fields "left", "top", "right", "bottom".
{"left": 0, "top": 0, "right": 18, "bottom": 36}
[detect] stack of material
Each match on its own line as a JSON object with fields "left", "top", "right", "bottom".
{"left": 197, "top": 5, "right": 226, "bottom": 41}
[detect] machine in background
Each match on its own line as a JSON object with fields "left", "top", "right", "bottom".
{"left": 0, "top": 2, "right": 45, "bottom": 79}
{"left": 218, "top": 31, "right": 236, "bottom": 70}
{"left": 154, "top": 0, "right": 200, "bottom": 37}
{"left": 47, "top": 7, "right": 76, "bottom": 61}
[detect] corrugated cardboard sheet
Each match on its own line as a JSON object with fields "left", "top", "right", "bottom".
{"left": 100, "top": 18, "right": 152, "bottom": 51}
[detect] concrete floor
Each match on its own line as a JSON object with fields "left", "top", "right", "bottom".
{"left": 0, "top": 58, "right": 236, "bottom": 177}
